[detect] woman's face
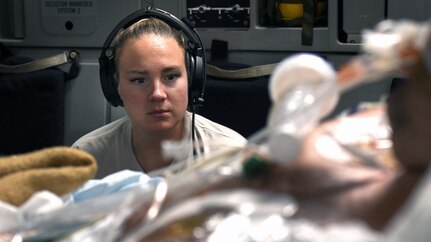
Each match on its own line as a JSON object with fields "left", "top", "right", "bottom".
{"left": 117, "top": 34, "right": 188, "bottom": 134}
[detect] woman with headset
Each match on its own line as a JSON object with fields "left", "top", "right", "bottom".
{"left": 72, "top": 8, "right": 247, "bottom": 179}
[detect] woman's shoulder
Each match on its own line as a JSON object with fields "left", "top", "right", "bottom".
{"left": 72, "top": 117, "right": 131, "bottom": 147}
{"left": 192, "top": 112, "right": 247, "bottom": 143}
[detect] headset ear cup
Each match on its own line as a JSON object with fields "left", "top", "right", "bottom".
{"left": 186, "top": 51, "right": 194, "bottom": 108}
{"left": 110, "top": 68, "right": 123, "bottom": 107}
{"left": 109, "top": 59, "right": 123, "bottom": 106}
{"left": 186, "top": 51, "right": 193, "bottom": 86}
{"left": 194, "top": 55, "right": 205, "bottom": 101}
{"left": 188, "top": 53, "right": 205, "bottom": 107}
{"left": 100, "top": 56, "right": 123, "bottom": 107}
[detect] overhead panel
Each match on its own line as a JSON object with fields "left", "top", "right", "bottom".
{"left": 186, "top": 0, "right": 250, "bottom": 29}
{"left": 0, "top": 0, "right": 145, "bottom": 47}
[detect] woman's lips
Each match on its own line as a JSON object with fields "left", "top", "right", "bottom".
{"left": 148, "top": 110, "right": 169, "bottom": 118}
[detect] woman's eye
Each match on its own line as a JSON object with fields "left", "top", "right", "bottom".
{"left": 131, "top": 78, "right": 146, "bottom": 84}
{"left": 165, "top": 73, "right": 181, "bottom": 83}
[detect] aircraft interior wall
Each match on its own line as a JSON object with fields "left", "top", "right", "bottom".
{"left": 0, "top": 0, "right": 430, "bottom": 147}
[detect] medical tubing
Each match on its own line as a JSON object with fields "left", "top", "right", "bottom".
{"left": 269, "top": 79, "right": 338, "bottom": 163}
{"left": 266, "top": 54, "right": 338, "bottom": 163}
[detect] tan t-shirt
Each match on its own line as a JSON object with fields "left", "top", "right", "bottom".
{"left": 72, "top": 112, "right": 247, "bottom": 178}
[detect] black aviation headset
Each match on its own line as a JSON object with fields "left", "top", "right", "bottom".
{"left": 99, "top": 7, "right": 206, "bottom": 109}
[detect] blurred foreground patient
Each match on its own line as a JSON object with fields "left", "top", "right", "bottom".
{"left": 117, "top": 20, "right": 431, "bottom": 240}
{"left": 222, "top": 21, "right": 431, "bottom": 231}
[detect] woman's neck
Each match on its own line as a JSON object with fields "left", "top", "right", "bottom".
{"left": 131, "top": 122, "right": 185, "bottom": 173}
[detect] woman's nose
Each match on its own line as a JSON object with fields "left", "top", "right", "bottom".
{"left": 149, "top": 81, "right": 167, "bottom": 101}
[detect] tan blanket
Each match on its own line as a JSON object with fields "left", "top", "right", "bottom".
{"left": 0, "top": 147, "right": 97, "bottom": 206}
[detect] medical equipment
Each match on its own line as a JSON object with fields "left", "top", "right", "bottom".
{"left": 266, "top": 18, "right": 431, "bottom": 165}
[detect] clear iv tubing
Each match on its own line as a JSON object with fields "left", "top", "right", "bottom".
{"left": 245, "top": 53, "right": 338, "bottom": 163}
{"left": 269, "top": 80, "right": 339, "bottom": 162}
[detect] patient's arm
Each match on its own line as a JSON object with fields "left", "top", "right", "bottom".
{"left": 206, "top": 107, "right": 423, "bottom": 230}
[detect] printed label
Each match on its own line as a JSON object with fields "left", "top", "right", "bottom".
{"left": 41, "top": 0, "right": 97, "bottom": 17}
